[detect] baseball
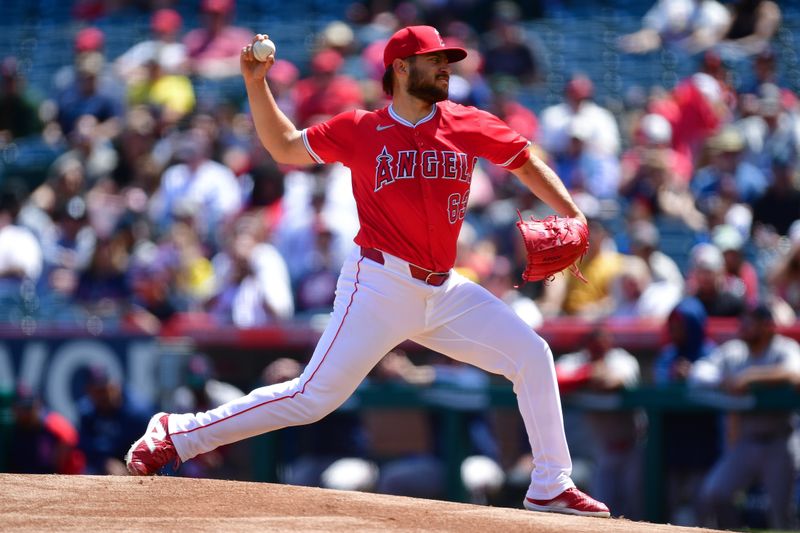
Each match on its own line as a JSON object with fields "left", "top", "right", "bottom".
{"left": 252, "top": 38, "right": 276, "bottom": 62}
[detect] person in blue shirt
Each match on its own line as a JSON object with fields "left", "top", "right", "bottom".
{"left": 653, "top": 297, "right": 722, "bottom": 525}
{"left": 77, "top": 366, "right": 154, "bottom": 475}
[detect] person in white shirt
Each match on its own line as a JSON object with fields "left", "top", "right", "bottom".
{"left": 538, "top": 74, "right": 621, "bottom": 158}
{"left": 148, "top": 129, "right": 242, "bottom": 248}
{"left": 210, "top": 214, "right": 293, "bottom": 327}
{"left": 618, "top": 0, "right": 732, "bottom": 55}
{"left": 115, "top": 8, "right": 188, "bottom": 80}
{"left": 0, "top": 188, "right": 42, "bottom": 282}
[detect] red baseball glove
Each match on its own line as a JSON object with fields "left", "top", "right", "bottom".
{"left": 516, "top": 212, "right": 590, "bottom": 284}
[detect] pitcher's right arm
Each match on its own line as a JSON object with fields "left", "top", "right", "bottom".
{"left": 241, "top": 35, "right": 314, "bottom": 166}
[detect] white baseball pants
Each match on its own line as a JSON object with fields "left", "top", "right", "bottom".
{"left": 169, "top": 248, "right": 575, "bottom": 499}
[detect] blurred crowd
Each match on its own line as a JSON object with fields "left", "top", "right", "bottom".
{"left": 0, "top": 0, "right": 798, "bottom": 334}
{"left": 2, "top": 0, "right": 800, "bottom": 529}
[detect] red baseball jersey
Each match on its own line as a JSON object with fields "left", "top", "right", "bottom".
{"left": 302, "top": 101, "right": 531, "bottom": 272}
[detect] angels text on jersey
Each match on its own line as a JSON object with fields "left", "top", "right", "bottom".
{"left": 374, "top": 146, "right": 477, "bottom": 192}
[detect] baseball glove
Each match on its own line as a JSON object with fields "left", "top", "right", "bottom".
{"left": 516, "top": 212, "right": 590, "bottom": 284}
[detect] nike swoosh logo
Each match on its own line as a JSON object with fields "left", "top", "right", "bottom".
{"left": 376, "top": 124, "right": 395, "bottom": 131}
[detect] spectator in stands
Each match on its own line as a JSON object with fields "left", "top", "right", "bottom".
{"left": 260, "top": 357, "right": 378, "bottom": 492}
{"left": 752, "top": 155, "right": 800, "bottom": 239}
{"left": 627, "top": 219, "right": 685, "bottom": 293}
{"left": 371, "top": 350, "right": 505, "bottom": 504}
{"left": 240, "top": 161, "right": 286, "bottom": 229}
{"left": 112, "top": 106, "right": 161, "bottom": 190}
{"left": 148, "top": 128, "right": 242, "bottom": 248}
{"left": 40, "top": 195, "right": 96, "bottom": 304}
{"left": 650, "top": 71, "right": 728, "bottom": 164}
{"left": 739, "top": 47, "right": 785, "bottom": 96}
{"left": 292, "top": 218, "right": 341, "bottom": 316}
{"left": 184, "top": 0, "right": 254, "bottom": 80}
{"left": 609, "top": 254, "right": 682, "bottom": 319}
{"left": 74, "top": 230, "right": 133, "bottom": 323}
{"left": 0, "top": 56, "right": 42, "bottom": 142}
{"left": 56, "top": 52, "right": 122, "bottom": 138}
{"left": 686, "top": 242, "right": 747, "bottom": 317}
{"left": 21, "top": 157, "right": 84, "bottom": 242}
{"left": 78, "top": 366, "right": 154, "bottom": 475}
{"left": 622, "top": 113, "right": 693, "bottom": 188}
{"left": 691, "top": 127, "right": 768, "bottom": 223}
{"left": 767, "top": 232, "right": 800, "bottom": 315}
{"left": 621, "top": 143, "right": 707, "bottom": 231}
{"left": 6, "top": 385, "right": 85, "bottom": 475}
{"left": 490, "top": 82, "right": 536, "bottom": 139}
{"left": 294, "top": 49, "right": 364, "bottom": 128}
{"left": 554, "top": 327, "right": 643, "bottom": 519}
{"left": 538, "top": 74, "right": 621, "bottom": 158}
{"left": 712, "top": 223, "right": 760, "bottom": 307}
{"left": 157, "top": 220, "right": 216, "bottom": 308}
{"left": 48, "top": 114, "right": 118, "bottom": 187}
{"left": 0, "top": 186, "right": 43, "bottom": 286}
{"left": 717, "top": 0, "right": 782, "bottom": 59}
{"left": 618, "top": 0, "right": 731, "bottom": 55}
{"left": 53, "top": 27, "right": 125, "bottom": 112}
{"left": 737, "top": 83, "right": 799, "bottom": 178}
{"left": 653, "top": 297, "right": 721, "bottom": 526}
{"left": 699, "top": 50, "right": 737, "bottom": 108}
{"left": 656, "top": 297, "right": 718, "bottom": 384}
{"left": 317, "top": 20, "right": 358, "bottom": 64}
{"left": 115, "top": 8, "right": 188, "bottom": 81}
{"left": 553, "top": 119, "right": 621, "bottom": 200}
{"left": 126, "top": 249, "right": 182, "bottom": 334}
{"left": 480, "top": 2, "right": 543, "bottom": 86}
{"left": 276, "top": 163, "right": 358, "bottom": 281}
{"left": 691, "top": 303, "right": 800, "bottom": 530}
{"left": 127, "top": 55, "right": 196, "bottom": 123}
{"left": 208, "top": 213, "right": 293, "bottom": 327}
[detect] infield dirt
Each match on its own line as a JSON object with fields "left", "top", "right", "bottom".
{"left": 0, "top": 474, "right": 723, "bottom": 532}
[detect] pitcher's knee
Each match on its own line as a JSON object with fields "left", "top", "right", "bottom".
{"left": 505, "top": 335, "right": 553, "bottom": 379}
{"left": 295, "top": 392, "right": 347, "bottom": 424}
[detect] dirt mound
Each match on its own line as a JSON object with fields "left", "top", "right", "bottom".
{"left": 0, "top": 474, "right": 720, "bottom": 532}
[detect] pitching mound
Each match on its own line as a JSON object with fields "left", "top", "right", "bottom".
{"left": 1, "top": 474, "right": 720, "bottom": 532}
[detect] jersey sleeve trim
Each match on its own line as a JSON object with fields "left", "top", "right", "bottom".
{"left": 500, "top": 141, "right": 532, "bottom": 167}
{"left": 301, "top": 129, "right": 325, "bottom": 164}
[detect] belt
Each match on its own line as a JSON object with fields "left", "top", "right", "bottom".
{"left": 360, "top": 247, "right": 450, "bottom": 287}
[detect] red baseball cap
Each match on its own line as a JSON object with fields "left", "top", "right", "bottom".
{"left": 311, "top": 49, "right": 344, "bottom": 74}
{"left": 151, "top": 8, "right": 182, "bottom": 34}
{"left": 566, "top": 75, "right": 594, "bottom": 100}
{"left": 202, "top": 0, "right": 234, "bottom": 13}
{"left": 383, "top": 25, "right": 467, "bottom": 69}
{"left": 75, "top": 27, "right": 105, "bottom": 53}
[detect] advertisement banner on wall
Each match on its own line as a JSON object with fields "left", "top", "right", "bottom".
{"left": 0, "top": 336, "right": 160, "bottom": 424}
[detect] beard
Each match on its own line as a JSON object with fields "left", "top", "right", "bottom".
{"left": 407, "top": 65, "right": 449, "bottom": 104}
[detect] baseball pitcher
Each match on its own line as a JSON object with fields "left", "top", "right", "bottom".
{"left": 126, "top": 25, "right": 608, "bottom": 518}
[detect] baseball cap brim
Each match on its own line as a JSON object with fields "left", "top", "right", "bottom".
{"left": 421, "top": 46, "right": 467, "bottom": 64}
{"left": 384, "top": 45, "right": 468, "bottom": 68}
